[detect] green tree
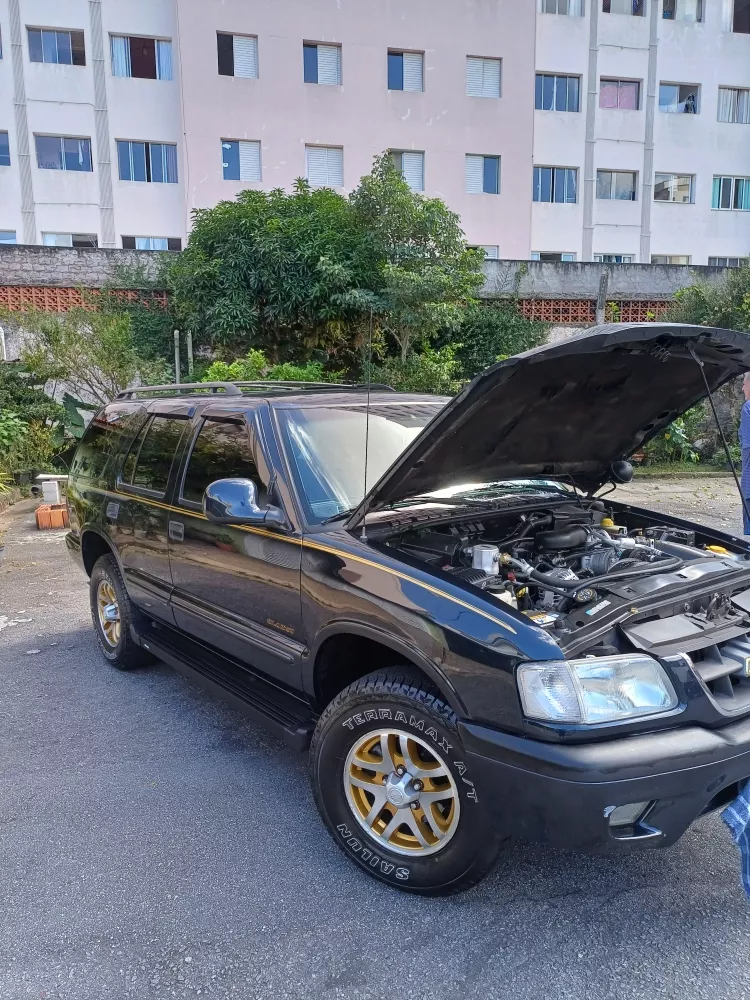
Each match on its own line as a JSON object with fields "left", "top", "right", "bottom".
{"left": 665, "top": 262, "right": 750, "bottom": 330}
{"left": 449, "top": 302, "right": 548, "bottom": 380}
{"left": 96, "top": 260, "right": 177, "bottom": 365}
{"left": 350, "top": 154, "right": 484, "bottom": 361}
{"left": 168, "top": 183, "right": 381, "bottom": 358}
{"left": 363, "top": 344, "right": 463, "bottom": 395}
{"left": 202, "top": 348, "right": 344, "bottom": 384}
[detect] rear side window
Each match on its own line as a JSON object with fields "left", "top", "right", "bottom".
{"left": 181, "top": 418, "right": 262, "bottom": 505}
{"left": 120, "top": 415, "right": 185, "bottom": 494}
{"left": 70, "top": 403, "right": 145, "bottom": 482}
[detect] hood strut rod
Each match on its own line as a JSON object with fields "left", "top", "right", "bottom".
{"left": 688, "top": 347, "right": 750, "bottom": 531}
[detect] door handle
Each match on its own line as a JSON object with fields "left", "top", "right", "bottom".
{"left": 168, "top": 520, "right": 184, "bottom": 542}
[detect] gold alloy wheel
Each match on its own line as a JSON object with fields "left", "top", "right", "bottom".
{"left": 344, "top": 728, "right": 460, "bottom": 857}
{"left": 96, "top": 579, "right": 121, "bottom": 647}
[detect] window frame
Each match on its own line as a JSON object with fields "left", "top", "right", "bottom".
{"left": 596, "top": 169, "right": 638, "bottom": 201}
{"left": 0, "top": 231, "right": 17, "bottom": 245}
{"left": 116, "top": 139, "right": 178, "bottom": 183}
{"left": 117, "top": 412, "right": 189, "bottom": 499}
{"left": 539, "top": 0, "right": 585, "bottom": 13}
{"left": 531, "top": 251, "right": 577, "bottom": 261}
{"left": 0, "top": 131, "right": 10, "bottom": 167}
{"left": 178, "top": 415, "right": 261, "bottom": 510}
{"left": 533, "top": 166, "right": 578, "bottom": 204}
{"left": 42, "top": 232, "right": 98, "bottom": 248}
{"left": 659, "top": 82, "right": 700, "bottom": 114}
{"left": 302, "top": 41, "right": 341, "bottom": 86}
{"left": 662, "top": 0, "right": 703, "bottom": 19}
{"left": 535, "top": 73, "right": 581, "bottom": 112}
{"left": 35, "top": 134, "right": 93, "bottom": 172}
{"left": 27, "top": 27, "right": 86, "bottom": 66}
{"left": 654, "top": 172, "right": 695, "bottom": 204}
{"left": 650, "top": 254, "right": 691, "bottom": 264}
{"left": 602, "top": 0, "right": 645, "bottom": 14}
{"left": 387, "top": 49, "right": 424, "bottom": 92}
{"left": 599, "top": 78, "right": 641, "bottom": 111}
{"left": 712, "top": 175, "right": 750, "bottom": 211}
{"left": 593, "top": 253, "right": 635, "bottom": 263}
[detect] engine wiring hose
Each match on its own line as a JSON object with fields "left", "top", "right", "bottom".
{"left": 504, "top": 553, "right": 685, "bottom": 596}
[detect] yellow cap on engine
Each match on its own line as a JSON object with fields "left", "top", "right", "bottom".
{"left": 601, "top": 517, "right": 615, "bottom": 527}
{"left": 706, "top": 545, "right": 729, "bottom": 554}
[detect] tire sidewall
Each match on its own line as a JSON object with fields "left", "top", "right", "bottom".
{"left": 90, "top": 559, "right": 126, "bottom": 664}
{"left": 313, "top": 694, "right": 494, "bottom": 893}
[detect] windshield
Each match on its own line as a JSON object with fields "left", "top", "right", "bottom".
{"left": 277, "top": 399, "right": 447, "bottom": 522}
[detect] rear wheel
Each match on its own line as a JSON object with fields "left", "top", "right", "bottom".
{"left": 310, "top": 669, "right": 505, "bottom": 895}
{"left": 89, "top": 554, "right": 153, "bottom": 670}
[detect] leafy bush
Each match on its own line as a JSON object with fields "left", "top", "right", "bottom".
{"left": 362, "top": 344, "right": 463, "bottom": 395}
{"left": 448, "top": 303, "right": 548, "bottom": 380}
{"left": 202, "top": 349, "right": 344, "bottom": 384}
{"left": 643, "top": 418, "right": 698, "bottom": 464}
{"left": 0, "top": 412, "right": 28, "bottom": 456}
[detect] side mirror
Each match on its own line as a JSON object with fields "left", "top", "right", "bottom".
{"left": 203, "top": 478, "right": 286, "bottom": 528}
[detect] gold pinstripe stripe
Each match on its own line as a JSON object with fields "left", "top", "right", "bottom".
{"left": 95, "top": 489, "right": 516, "bottom": 635}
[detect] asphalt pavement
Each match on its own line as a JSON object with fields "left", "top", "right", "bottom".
{"left": 2, "top": 493, "right": 750, "bottom": 1000}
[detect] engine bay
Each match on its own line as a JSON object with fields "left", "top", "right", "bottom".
{"left": 381, "top": 497, "right": 750, "bottom": 651}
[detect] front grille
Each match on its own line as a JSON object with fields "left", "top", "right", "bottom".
{"left": 692, "top": 636, "right": 750, "bottom": 713}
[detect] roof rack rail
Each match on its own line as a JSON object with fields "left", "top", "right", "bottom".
{"left": 232, "top": 381, "right": 395, "bottom": 392}
{"left": 115, "top": 381, "right": 242, "bottom": 400}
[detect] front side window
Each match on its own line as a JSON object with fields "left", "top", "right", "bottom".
{"left": 278, "top": 400, "right": 447, "bottom": 522}
{"left": 222, "top": 139, "right": 261, "bottom": 182}
{"left": 121, "top": 415, "right": 185, "bottom": 494}
{"left": 303, "top": 42, "right": 341, "bottom": 85}
{"left": 603, "top": 0, "right": 645, "bottom": 13}
{"left": 712, "top": 176, "right": 750, "bottom": 211}
{"left": 718, "top": 87, "right": 750, "bottom": 124}
{"left": 305, "top": 145, "right": 343, "bottom": 187}
{"left": 181, "top": 419, "right": 262, "bottom": 505}
{"left": 596, "top": 169, "right": 638, "bottom": 200}
{"left": 663, "top": 0, "right": 703, "bottom": 19}
{"left": 392, "top": 150, "right": 425, "bottom": 192}
{"left": 28, "top": 28, "right": 85, "bottom": 65}
{"left": 387, "top": 50, "right": 424, "bottom": 92}
{"left": 35, "top": 135, "right": 92, "bottom": 172}
{"left": 659, "top": 83, "right": 699, "bottom": 113}
{"left": 533, "top": 166, "right": 578, "bottom": 203}
{"left": 465, "top": 154, "right": 500, "bottom": 194}
{"left": 535, "top": 74, "right": 580, "bottom": 112}
{"left": 43, "top": 233, "right": 98, "bottom": 248}
{"left": 654, "top": 173, "right": 694, "bottom": 203}
{"left": 117, "top": 141, "right": 178, "bottom": 183}
{"left": 600, "top": 78, "right": 640, "bottom": 110}
{"left": 0, "top": 131, "right": 9, "bottom": 167}
{"left": 111, "top": 36, "right": 172, "bottom": 80}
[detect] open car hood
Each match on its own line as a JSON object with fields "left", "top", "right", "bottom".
{"left": 347, "top": 323, "right": 750, "bottom": 527}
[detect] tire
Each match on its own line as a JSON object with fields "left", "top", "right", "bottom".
{"left": 310, "top": 669, "right": 506, "bottom": 896}
{"left": 89, "top": 554, "right": 153, "bottom": 671}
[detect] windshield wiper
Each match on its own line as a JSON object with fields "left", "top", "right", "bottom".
{"left": 320, "top": 507, "right": 359, "bottom": 524}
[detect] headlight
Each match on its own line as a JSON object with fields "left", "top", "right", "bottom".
{"left": 517, "top": 654, "right": 678, "bottom": 725}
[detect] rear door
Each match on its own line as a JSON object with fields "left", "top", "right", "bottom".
{"left": 113, "top": 403, "right": 192, "bottom": 623}
{"left": 167, "top": 405, "right": 305, "bottom": 686}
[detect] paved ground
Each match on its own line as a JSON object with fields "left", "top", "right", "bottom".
{"left": 2, "top": 484, "right": 750, "bottom": 1000}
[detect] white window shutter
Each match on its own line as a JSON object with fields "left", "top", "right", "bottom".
{"left": 465, "top": 154, "right": 484, "bottom": 194}
{"left": 233, "top": 35, "right": 258, "bottom": 79}
{"left": 317, "top": 45, "right": 340, "bottom": 85}
{"left": 402, "top": 151, "right": 424, "bottom": 191}
{"left": 481, "top": 58, "right": 501, "bottom": 98}
{"left": 239, "top": 140, "right": 261, "bottom": 181}
{"left": 466, "top": 57, "right": 484, "bottom": 97}
{"left": 402, "top": 52, "right": 423, "bottom": 92}
{"left": 481, "top": 245, "right": 499, "bottom": 259}
{"left": 307, "top": 146, "right": 343, "bottom": 186}
{"left": 325, "top": 146, "right": 343, "bottom": 186}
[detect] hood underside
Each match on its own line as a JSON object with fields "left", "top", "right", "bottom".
{"left": 348, "top": 323, "right": 750, "bottom": 526}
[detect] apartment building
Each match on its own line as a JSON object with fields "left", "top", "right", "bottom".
{"left": 0, "top": 0, "right": 747, "bottom": 264}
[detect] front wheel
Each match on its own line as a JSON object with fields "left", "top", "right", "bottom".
{"left": 310, "top": 670, "right": 505, "bottom": 895}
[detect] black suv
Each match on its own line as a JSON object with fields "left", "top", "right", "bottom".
{"left": 67, "top": 323, "right": 750, "bottom": 895}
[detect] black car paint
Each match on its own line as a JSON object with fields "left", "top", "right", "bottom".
{"left": 66, "top": 386, "right": 750, "bottom": 855}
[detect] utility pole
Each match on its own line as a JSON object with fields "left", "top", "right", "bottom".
{"left": 186, "top": 331, "right": 194, "bottom": 378}
{"left": 174, "top": 330, "right": 180, "bottom": 384}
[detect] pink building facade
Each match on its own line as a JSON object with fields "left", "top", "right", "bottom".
{"left": 175, "top": 0, "right": 537, "bottom": 259}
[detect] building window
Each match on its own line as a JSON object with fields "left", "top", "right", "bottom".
{"left": 305, "top": 146, "right": 343, "bottom": 187}
{"left": 594, "top": 254, "right": 635, "bottom": 263}
{"left": 466, "top": 57, "right": 501, "bottom": 98}
{"left": 659, "top": 83, "right": 699, "bottom": 113}
{"left": 731, "top": 0, "right": 750, "bottom": 32}
{"left": 651, "top": 254, "right": 691, "bottom": 264}
{"left": 117, "top": 141, "right": 177, "bottom": 183}
{"left": 465, "top": 155, "right": 500, "bottom": 195}
{"left": 43, "top": 233, "right": 98, "bottom": 248}
{"left": 533, "top": 166, "right": 578, "bottom": 203}
{"left": 0, "top": 231, "right": 17, "bottom": 245}
{"left": 663, "top": 0, "right": 703, "bottom": 19}
{"left": 0, "top": 131, "right": 9, "bottom": 167}
{"left": 468, "top": 245, "right": 500, "bottom": 259}
{"left": 531, "top": 252, "right": 577, "bottom": 261}
{"left": 28, "top": 28, "right": 85, "bottom": 66}
{"left": 388, "top": 51, "right": 423, "bottom": 92}
{"left": 596, "top": 170, "right": 638, "bottom": 200}
{"left": 712, "top": 175, "right": 750, "bottom": 210}
{"left": 302, "top": 43, "right": 341, "bottom": 85}
{"left": 535, "top": 74, "right": 580, "bottom": 112}
{"left": 35, "top": 135, "right": 92, "bottom": 172}
{"left": 709, "top": 256, "right": 748, "bottom": 267}
{"left": 718, "top": 88, "right": 750, "bottom": 124}
{"left": 540, "top": 0, "right": 584, "bottom": 13}
{"left": 122, "top": 236, "right": 182, "bottom": 251}
{"left": 654, "top": 173, "right": 694, "bottom": 203}
{"left": 222, "top": 140, "right": 261, "bottom": 182}
{"left": 217, "top": 33, "right": 258, "bottom": 79}
{"left": 603, "top": 0, "right": 645, "bottom": 13}
{"left": 600, "top": 79, "right": 640, "bottom": 110}
{"left": 111, "top": 36, "right": 172, "bottom": 80}
{"left": 392, "top": 150, "right": 425, "bottom": 192}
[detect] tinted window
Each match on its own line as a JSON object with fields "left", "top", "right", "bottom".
{"left": 70, "top": 404, "right": 145, "bottom": 482}
{"left": 121, "top": 415, "right": 184, "bottom": 494}
{"left": 181, "top": 418, "right": 261, "bottom": 504}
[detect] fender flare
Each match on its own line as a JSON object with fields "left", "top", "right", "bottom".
{"left": 305, "top": 619, "right": 467, "bottom": 717}
{"left": 79, "top": 525, "right": 122, "bottom": 577}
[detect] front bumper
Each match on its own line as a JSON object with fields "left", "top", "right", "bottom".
{"left": 460, "top": 715, "right": 750, "bottom": 852}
